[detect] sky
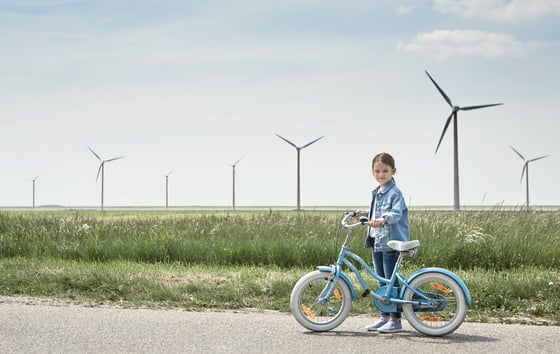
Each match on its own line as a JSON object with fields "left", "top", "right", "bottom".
{"left": 1, "top": 0, "right": 559, "bottom": 208}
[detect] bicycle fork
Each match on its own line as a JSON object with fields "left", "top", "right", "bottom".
{"left": 318, "top": 265, "right": 345, "bottom": 305}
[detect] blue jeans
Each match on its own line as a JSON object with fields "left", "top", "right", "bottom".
{"left": 372, "top": 250, "right": 401, "bottom": 319}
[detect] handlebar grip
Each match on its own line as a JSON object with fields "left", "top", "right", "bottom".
{"left": 341, "top": 212, "right": 368, "bottom": 229}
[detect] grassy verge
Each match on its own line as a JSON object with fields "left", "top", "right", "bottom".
{"left": 1, "top": 210, "right": 559, "bottom": 325}
{"left": 1, "top": 257, "right": 558, "bottom": 325}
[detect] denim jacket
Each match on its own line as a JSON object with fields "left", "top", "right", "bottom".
{"left": 364, "top": 179, "right": 409, "bottom": 252}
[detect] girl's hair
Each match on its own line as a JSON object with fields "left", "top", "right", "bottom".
{"left": 372, "top": 152, "right": 396, "bottom": 169}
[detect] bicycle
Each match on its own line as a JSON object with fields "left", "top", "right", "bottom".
{"left": 290, "top": 211, "right": 471, "bottom": 336}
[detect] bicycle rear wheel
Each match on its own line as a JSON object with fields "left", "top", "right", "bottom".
{"left": 402, "top": 272, "right": 468, "bottom": 336}
{"left": 290, "top": 270, "right": 352, "bottom": 332}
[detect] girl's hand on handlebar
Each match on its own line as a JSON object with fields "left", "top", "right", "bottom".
{"left": 369, "top": 218, "right": 386, "bottom": 228}
{"left": 353, "top": 210, "right": 367, "bottom": 220}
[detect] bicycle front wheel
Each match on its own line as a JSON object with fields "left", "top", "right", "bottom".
{"left": 290, "top": 270, "right": 352, "bottom": 332}
{"left": 403, "top": 272, "right": 468, "bottom": 336}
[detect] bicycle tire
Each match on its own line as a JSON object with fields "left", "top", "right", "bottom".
{"left": 290, "top": 270, "right": 352, "bottom": 332}
{"left": 402, "top": 272, "right": 468, "bottom": 336}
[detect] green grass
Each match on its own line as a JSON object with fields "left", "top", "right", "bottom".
{"left": 0, "top": 209, "right": 559, "bottom": 324}
{"left": 0, "top": 257, "right": 302, "bottom": 311}
{"left": 411, "top": 210, "right": 560, "bottom": 270}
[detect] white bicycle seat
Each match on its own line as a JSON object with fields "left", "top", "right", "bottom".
{"left": 387, "top": 240, "right": 420, "bottom": 252}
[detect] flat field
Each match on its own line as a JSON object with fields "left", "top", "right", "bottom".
{"left": 0, "top": 209, "right": 558, "bottom": 324}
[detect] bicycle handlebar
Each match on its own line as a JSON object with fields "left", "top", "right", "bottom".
{"left": 341, "top": 211, "right": 368, "bottom": 229}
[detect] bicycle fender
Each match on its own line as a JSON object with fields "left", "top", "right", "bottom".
{"left": 317, "top": 266, "right": 357, "bottom": 300}
{"left": 407, "top": 267, "right": 472, "bottom": 305}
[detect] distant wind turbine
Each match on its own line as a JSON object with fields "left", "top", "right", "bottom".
{"left": 31, "top": 175, "right": 39, "bottom": 208}
{"left": 87, "top": 146, "right": 125, "bottom": 211}
{"left": 276, "top": 134, "right": 324, "bottom": 211}
{"left": 510, "top": 146, "right": 549, "bottom": 212}
{"left": 426, "top": 70, "right": 503, "bottom": 211}
{"left": 164, "top": 169, "right": 174, "bottom": 209}
{"left": 229, "top": 155, "right": 244, "bottom": 211}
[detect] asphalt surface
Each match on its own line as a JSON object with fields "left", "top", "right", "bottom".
{"left": 1, "top": 297, "right": 558, "bottom": 353}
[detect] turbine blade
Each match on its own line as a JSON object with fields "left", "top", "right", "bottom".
{"left": 520, "top": 163, "right": 528, "bottom": 184}
{"left": 435, "top": 112, "right": 453, "bottom": 154}
{"left": 275, "top": 133, "right": 298, "bottom": 148}
{"left": 425, "top": 70, "right": 453, "bottom": 108}
{"left": 166, "top": 169, "right": 174, "bottom": 176}
{"left": 87, "top": 146, "right": 101, "bottom": 161}
{"left": 96, "top": 163, "right": 103, "bottom": 182}
{"left": 460, "top": 103, "right": 503, "bottom": 111}
{"left": 529, "top": 155, "right": 549, "bottom": 163}
{"left": 105, "top": 156, "right": 125, "bottom": 163}
{"left": 233, "top": 154, "right": 246, "bottom": 166}
{"left": 510, "top": 146, "right": 525, "bottom": 161}
{"left": 301, "top": 136, "right": 324, "bottom": 149}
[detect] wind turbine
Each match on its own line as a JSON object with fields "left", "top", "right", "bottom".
{"left": 426, "top": 70, "right": 503, "bottom": 211}
{"left": 276, "top": 134, "right": 324, "bottom": 211}
{"left": 31, "top": 175, "right": 39, "bottom": 208}
{"left": 229, "top": 155, "right": 244, "bottom": 211}
{"left": 510, "top": 146, "right": 549, "bottom": 212}
{"left": 87, "top": 146, "right": 125, "bottom": 211}
{"left": 164, "top": 169, "right": 174, "bottom": 209}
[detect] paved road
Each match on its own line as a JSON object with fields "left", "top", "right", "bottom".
{"left": 1, "top": 297, "right": 558, "bottom": 353}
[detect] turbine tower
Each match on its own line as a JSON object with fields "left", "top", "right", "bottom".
{"left": 164, "top": 170, "right": 174, "bottom": 209}
{"left": 229, "top": 156, "right": 244, "bottom": 211}
{"left": 276, "top": 134, "right": 324, "bottom": 211}
{"left": 87, "top": 146, "right": 125, "bottom": 211}
{"left": 510, "top": 146, "right": 549, "bottom": 212}
{"left": 426, "top": 70, "right": 503, "bottom": 211}
{"left": 31, "top": 175, "right": 39, "bottom": 208}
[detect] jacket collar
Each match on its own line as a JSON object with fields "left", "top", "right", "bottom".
{"left": 373, "top": 178, "right": 396, "bottom": 195}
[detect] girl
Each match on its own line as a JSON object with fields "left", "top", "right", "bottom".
{"left": 361, "top": 153, "right": 409, "bottom": 333}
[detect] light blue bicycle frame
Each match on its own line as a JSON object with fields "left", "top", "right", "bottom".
{"left": 316, "top": 217, "right": 471, "bottom": 310}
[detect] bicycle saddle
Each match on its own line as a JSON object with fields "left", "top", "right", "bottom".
{"left": 387, "top": 240, "right": 420, "bottom": 252}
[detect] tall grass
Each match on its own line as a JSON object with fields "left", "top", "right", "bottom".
{"left": 0, "top": 211, "right": 342, "bottom": 267}
{"left": 411, "top": 211, "right": 560, "bottom": 270}
{"left": 1, "top": 210, "right": 559, "bottom": 270}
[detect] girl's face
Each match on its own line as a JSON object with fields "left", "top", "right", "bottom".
{"left": 372, "top": 161, "right": 396, "bottom": 187}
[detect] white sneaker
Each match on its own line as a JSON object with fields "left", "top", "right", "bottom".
{"left": 378, "top": 320, "right": 403, "bottom": 333}
{"left": 365, "top": 318, "right": 388, "bottom": 331}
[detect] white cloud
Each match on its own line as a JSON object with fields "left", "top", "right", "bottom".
{"left": 397, "top": 29, "right": 540, "bottom": 59}
{"left": 433, "top": 0, "right": 560, "bottom": 22}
